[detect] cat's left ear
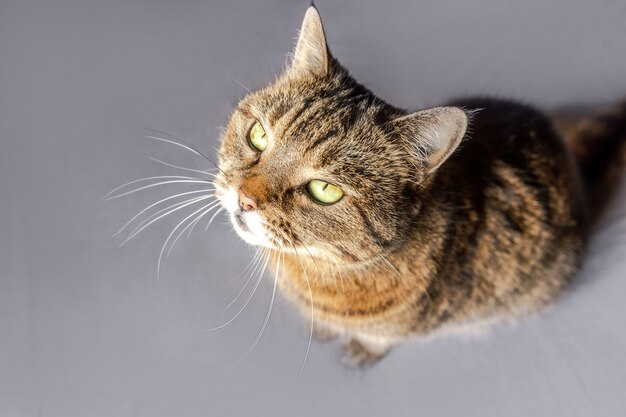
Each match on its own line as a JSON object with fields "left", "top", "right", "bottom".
{"left": 392, "top": 107, "right": 469, "bottom": 174}
{"left": 289, "top": 5, "right": 331, "bottom": 77}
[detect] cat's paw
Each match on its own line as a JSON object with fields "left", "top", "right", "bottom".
{"left": 312, "top": 324, "right": 339, "bottom": 342}
{"left": 342, "top": 338, "right": 389, "bottom": 368}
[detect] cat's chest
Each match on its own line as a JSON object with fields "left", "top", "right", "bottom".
{"left": 274, "top": 254, "right": 423, "bottom": 331}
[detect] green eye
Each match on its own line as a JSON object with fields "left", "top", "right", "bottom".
{"left": 307, "top": 179, "right": 344, "bottom": 205}
{"left": 247, "top": 121, "right": 267, "bottom": 152}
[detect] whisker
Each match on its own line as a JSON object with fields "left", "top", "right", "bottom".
{"left": 164, "top": 201, "right": 221, "bottom": 254}
{"left": 112, "top": 189, "right": 213, "bottom": 238}
{"left": 148, "top": 156, "right": 219, "bottom": 178}
{"left": 224, "top": 246, "right": 267, "bottom": 311}
{"left": 227, "top": 248, "right": 263, "bottom": 287}
{"left": 326, "top": 261, "right": 337, "bottom": 289}
{"left": 144, "top": 133, "right": 206, "bottom": 159}
{"left": 241, "top": 248, "right": 281, "bottom": 360}
{"left": 185, "top": 213, "right": 204, "bottom": 239}
{"left": 227, "top": 75, "right": 252, "bottom": 93}
{"left": 208, "top": 248, "right": 271, "bottom": 331}
{"left": 145, "top": 135, "right": 197, "bottom": 154}
{"left": 126, "top": 194, "right": 215, "bottom": 238}
{"left": 143, "top": 130, "right": 226, "bottom": 175}
{"left": 300, "top": 243, "right": 322, "bottom": 275}
{"left": 157, "top": 201, "right": 221, "bottom": 277}
{"left": 336, "top": 261, "right": 346, "bottom": 292}
{"left": 292, "top": 245, "right": 314, "bottom": 376}
{"left": 204, "top": 207, "right": 224, "bottom": 231}
{"left": 120, "top": 195, "right": 213, "bottom": 246}
{"left": 186, "top": 203, "right": 221, "bottom": 239}
{"left": 379, "top": 255, "right": 404, "bottom": 282}
{"left": 104, "top": 175, "right": 198, "bottom": 200}
{"left": 106, "top": 179, "right": 214, "bottom": 200}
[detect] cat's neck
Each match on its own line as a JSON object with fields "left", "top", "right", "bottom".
{"left": 267, "top": 245, "right": 417, "bottom": 287}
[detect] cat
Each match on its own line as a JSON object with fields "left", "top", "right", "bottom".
{"left": 214, "top": 5, "right": 626, "bottom": 366}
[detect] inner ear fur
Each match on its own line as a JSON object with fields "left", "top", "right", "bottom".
{"left": 290, "top": 5, "right": 331, "bottom": 77}
{"left": 392, "top": 107, "right": 469, "bottom": 173}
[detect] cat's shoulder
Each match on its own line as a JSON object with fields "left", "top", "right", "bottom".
{"left": 443, "top": 96, "right": 559, "bottom": 153}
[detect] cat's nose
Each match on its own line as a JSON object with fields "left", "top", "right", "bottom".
{"left": 238, "top": 189, "right": 257, "bottom": 211}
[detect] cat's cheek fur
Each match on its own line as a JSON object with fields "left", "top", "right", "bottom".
{"left": 217, "top": 187, "right": 239, "bottom": 213}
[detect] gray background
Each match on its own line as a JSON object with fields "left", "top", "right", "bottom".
{"left": 2, "top": 0, "right": 626, "bottom": 416}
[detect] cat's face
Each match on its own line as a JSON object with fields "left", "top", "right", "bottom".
{"left": 216, "top": 76, "right": 413, "bottom": 263}
{"left": 215, "top": 7, "right": 468, "bottom": 264}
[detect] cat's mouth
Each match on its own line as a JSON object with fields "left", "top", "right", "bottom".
{"left": 216, "top": 185, "right": 276, "bottom": 248}
{"left": 229, "top": 208, "right": 273, "bottom": 248}
{"left": 233, "top": 212, "right": 249, "bottom": 232}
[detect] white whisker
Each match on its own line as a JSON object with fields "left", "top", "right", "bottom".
{"left": 241, "top": 249, "right": 281, "bottom": 360}
{"left": 163, "top": 201, "right": 221, "bottom": 254}
{"left": 104, "top": 175, "right": 198, "bottom": 199}
{"left": 227, "top": 248, "right": 263, "bottom": 286}
{"left": 145, "top": 135, "right": 208, "bottom": 160}
{"left": 112, "top": 189, "right": 213, "bottom": 238}
{"left": 379, "top": 255, "right": 404, "bottom": 281}
{"left": 120, "top": 195, "right": 213, "bottom": 246}
{"left": 224, "top": 248, "right": 266, "bottom": 311}
{"left": 148, "top": 156, "right": 218, "bottom": 178}
{"left": 126, "top": 194, "right": 214, "bottom": 238}
{"left": 208, "top": 249, "right": 270, "bottom": 331}
{"left": 144, "top": 130, "right": 225, "bottom": 175}
{"left": 293, "top": 245, "right": 314, "bottom": 376}
{"left": 107, "top": 179, "right": 213, "bottom": 200}
{"left": 204, "top": 207, "right": 224, "bottom": 231}
{"left": 186, "top": 203, "right": 221, "bottom": 239}
{"left": 227, "top": 75, "right": 252, "bottom": 93}
{"left": 157, "top": 201, "right": 221, "bottom": 277}
{"left": 300, "top": 244, "right": 321, "bottom": 274}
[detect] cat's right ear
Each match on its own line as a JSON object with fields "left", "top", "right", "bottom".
{"left": 391, "top": 107, "right": 469, "bottom": 174}
{"left": 289, "top": 5, "right": 331, "bottom": 77}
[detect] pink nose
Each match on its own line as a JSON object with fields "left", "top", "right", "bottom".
{"left": 238, "top": 189, "right": 257, "bottom": 211}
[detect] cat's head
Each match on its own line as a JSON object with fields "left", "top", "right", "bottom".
{"left": 215, "top": 6, "right": 468, "bottom": 264}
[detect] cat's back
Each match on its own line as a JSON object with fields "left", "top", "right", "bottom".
{"left": 408, "top": 98, "right": 590, "bottom": 319}
{"left": 441, "top": 97, "right": 588, "bottom": 232}
{"left": 447, "top": 97, "right": 570, "bottom": 172}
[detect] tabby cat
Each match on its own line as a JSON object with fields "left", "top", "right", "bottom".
{"left": 215, "top": 6, "right": 626, "bottom": 366}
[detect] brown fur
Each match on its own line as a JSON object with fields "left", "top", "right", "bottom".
{"left": 215, "top": 6, "right": 626, "bottom": 366}
{"left": 553, "top": 102, "right": 626, "bottom": 219}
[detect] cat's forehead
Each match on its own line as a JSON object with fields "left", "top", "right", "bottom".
{"left": 239, "top": 80, "right": 388, "bottom": 144}
{"left": 226, "top": 77, "right": 409, "bottom": 188}
{"left": 238, "top": 80, "right": 329, "bottom": 124}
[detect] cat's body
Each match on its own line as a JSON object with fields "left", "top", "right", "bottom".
{"left": 276, "top": 98, "right": 588, "bottom": 363}
{"left": 215, "top": 6, "right": 626, "bottom": 365}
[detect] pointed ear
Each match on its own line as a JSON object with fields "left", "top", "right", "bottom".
{"left": 290, "top": 5, "right": 330, "bottom": 77}
{"left": 392, "top": 107, "right": 469, "bottom": 173}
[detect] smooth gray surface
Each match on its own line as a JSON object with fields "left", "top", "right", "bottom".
{"left": 2, "top": 1, "right": 626, "bottom": 416}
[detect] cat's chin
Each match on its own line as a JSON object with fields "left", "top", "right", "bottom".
{"left": 229, "top": 211, "right": 276, "bottom": 249}
{"left": 233, "top": 228, "right": 269, "bottom": 248}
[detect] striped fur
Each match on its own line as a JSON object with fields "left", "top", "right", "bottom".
{"left": 215, "top": 6, "right": 625, "bottom": 366}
